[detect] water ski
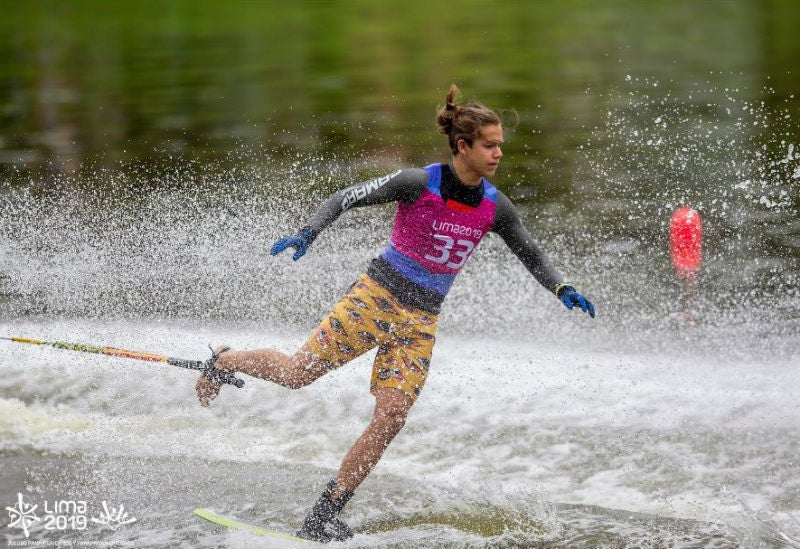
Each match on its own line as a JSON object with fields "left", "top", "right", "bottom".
{"left": 193, "top": 508, "right": 319, "bottom": 544}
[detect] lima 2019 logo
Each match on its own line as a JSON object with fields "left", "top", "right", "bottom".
{"left": 6, "top": 493, "right": 137, "bottom": 539}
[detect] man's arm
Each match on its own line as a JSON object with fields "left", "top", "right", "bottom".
{"left": 305, "top": 168, "right": 428, "bottom": 240}
{"left": 492, "top": 191, "right": 595, "bottom": 317}
{"left": 492, "top": 191, "right": 564, "bottom": 294}
{"left": 270, "top": 168, "right": 428, "bottom": 260}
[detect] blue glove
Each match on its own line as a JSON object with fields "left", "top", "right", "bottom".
{"left": 270, "top": 227, "right": 315, "bottom": 261}
{"left": 557, "top": 285, "right": 596, "bottom": 318}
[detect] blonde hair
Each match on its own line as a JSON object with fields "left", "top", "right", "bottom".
{"left": 436, "top": 84, "right": 501, "bottom": 155}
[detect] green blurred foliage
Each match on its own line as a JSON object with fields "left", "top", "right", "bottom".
{"left": 1, "top": 0, "right": 799, "bottom": 201}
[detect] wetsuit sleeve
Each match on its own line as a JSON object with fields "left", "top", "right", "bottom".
{"left": 301, "top": 168, "right": 428, "bottom": 241}
{"left": 492, "top": 191, "right": 565, "bottom": 295}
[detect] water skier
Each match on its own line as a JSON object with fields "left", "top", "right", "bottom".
{"left": 195, "top": 84, "right": 595, "bottom": 542}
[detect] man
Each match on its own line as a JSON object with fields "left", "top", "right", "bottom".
{"left": 196, "top": 84, "right": 595, "bottom": 542}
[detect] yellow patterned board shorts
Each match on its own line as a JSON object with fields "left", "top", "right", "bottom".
{"left": 302, "top": 274, "right": 438, "bottom": 401}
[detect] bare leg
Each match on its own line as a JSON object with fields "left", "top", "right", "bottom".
{"left": 331, "top": 387, "right": 413, "bottom": 498}
{"left": 195, "top": 343, "right": 329, "bottom": 406}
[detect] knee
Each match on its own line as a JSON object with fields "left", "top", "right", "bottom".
{"left": 374, "top": 391, "right": 413, "bottom": 434}
{"left": 280, "top": 353, "right": 327, "bottom": 389}
{"left": 284, "top": 376, "right": 312, "bottom": 390}
{"left": 281, "top": 368, "right": 320, "bottom": 390}
{"left": 380, "top": 407, "right": 408, "bottom": 431}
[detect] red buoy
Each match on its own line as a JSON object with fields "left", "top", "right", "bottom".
{"left": 669, "top": 207, "right": 703, "bottom": 285}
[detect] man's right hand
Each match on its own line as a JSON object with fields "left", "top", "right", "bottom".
{"left": 270, "top": 227, "right": 314, "bottom": 261}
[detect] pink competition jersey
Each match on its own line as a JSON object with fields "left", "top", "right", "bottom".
{"left": 380, "top": 163, "right": 498, "bottom": 296}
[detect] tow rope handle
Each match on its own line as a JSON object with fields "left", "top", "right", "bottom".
{"left": 2, "top": 337, "right": 245, "bottom": 388}
{"left": 168, "top": 346, "right": 245, "bottom": 388}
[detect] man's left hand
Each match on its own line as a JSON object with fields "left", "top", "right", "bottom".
{"left": 558, "top": 286, "right": 596, "bottom": 318}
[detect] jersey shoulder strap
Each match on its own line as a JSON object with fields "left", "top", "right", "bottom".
{"left": 481, "top": 178, "right": 498, "bottom": 203}
{"left": 423, "top": 163, "right": 442, "bottom": 195}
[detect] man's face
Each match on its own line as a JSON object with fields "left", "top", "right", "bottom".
{"left": 459, "top": 124, "right": 504, "bottom": 183}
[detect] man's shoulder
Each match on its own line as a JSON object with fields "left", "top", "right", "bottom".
{"left": 400, "top": 167, "right": 431, "bottom": 182}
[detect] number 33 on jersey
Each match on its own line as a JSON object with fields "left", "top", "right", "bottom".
{"left": 425, "top": 235, "right": 475, "bottom": 269}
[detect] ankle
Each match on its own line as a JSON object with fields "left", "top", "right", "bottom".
{"left": 215, "top": 352, "right": 237, "bottom": 372}
{"left": 325, "top": 480, "right": 354, "bottom": 508}
{"left": 296, "top": 480, "right": 355, "bottom": 542}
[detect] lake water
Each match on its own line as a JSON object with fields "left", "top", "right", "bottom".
{"left": 1, "top": 2, "right": 799, "bottom": 547}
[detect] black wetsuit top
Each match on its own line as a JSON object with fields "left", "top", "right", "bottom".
{"left": 301, "top": 164, "right": 564, "bottom": 314}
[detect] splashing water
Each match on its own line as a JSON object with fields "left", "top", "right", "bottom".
{"left": 1, "top": 79, "right": 799, "bottom": 547}
{"left": 574, "top": 77, "right": 800, "bottom": 356}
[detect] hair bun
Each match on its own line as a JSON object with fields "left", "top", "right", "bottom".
{"left": 445, "top": 84, "right": 460, "bottom": 110}
{"left": 434, "top": 84, "right": 500, "bottom": 151}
